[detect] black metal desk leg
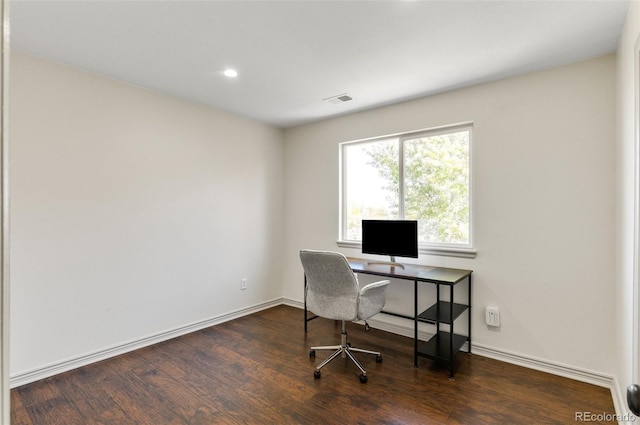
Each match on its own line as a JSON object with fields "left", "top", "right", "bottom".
{"left": 436, "top": 284, "right": 440, "bottom": 334}
{"left": 468, "top": 274, "right": 472, "bottom": 354}
{"left": 414, "top": 280, "right": 418, "bottom": 368}
{"left": 304, "top": 275, "right": 308, "bottom": 333}
{"left": 449, "top": 284, "right": 455, "bottom": 380}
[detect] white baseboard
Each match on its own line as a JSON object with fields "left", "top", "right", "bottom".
{"left": 12, "top": 297, "right": 634, "bottom": 423}
{"left": 472, "top": 343, "right": 635, "bottom": 423}
{"left": 283, "top": 298, "right": 631, "bottom": 422}
{"left": 10, "top": 298, "right": 283, "bottom": 388}
{"left": 609, "top": 376, "right": 636, "bottom": 425}
{"left": 472, "top": 343, "right": 614, "bottom": 388}
{"left": 482, "top": 344, "right": 636, "bottom": 423}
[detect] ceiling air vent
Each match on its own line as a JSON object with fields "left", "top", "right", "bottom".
{"left": 323, "top": 93, "right": 354, "bottom": 105}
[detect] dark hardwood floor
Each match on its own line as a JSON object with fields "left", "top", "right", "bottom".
{"left": 12, "top": 305, "right": 615, "bottom": 424}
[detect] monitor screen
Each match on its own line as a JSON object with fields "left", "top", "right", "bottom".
{"left": 361, "top": 220, "right": 419, "bottom": 259}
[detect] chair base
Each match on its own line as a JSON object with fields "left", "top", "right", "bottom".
{"left": 309, "top": 321, "right": 382, "bottom": 383}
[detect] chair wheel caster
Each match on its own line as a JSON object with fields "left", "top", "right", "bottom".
{"left": 359, "top": 374, "right": 368, "bottom": 383}
{"left": 376, "top": 355, "right": 383, "bottom": 363}
{"left": 314, "top": 370, "right": 321, "bottom": 379}
{"left": 309, "top": 350, "right": 315, "bottom": 358}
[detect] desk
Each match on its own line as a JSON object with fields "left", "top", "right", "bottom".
{"left": 303, "top": 258, "right": 473, "bottom": 379}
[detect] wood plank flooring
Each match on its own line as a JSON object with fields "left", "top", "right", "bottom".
{"left": 11, "top": 305, "right": 616, "bottom": 424}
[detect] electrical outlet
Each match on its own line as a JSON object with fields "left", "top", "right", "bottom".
{"left": 485, "top": 306, "right": 500, "bottom": 327}
{"left": 241, "top": 278, "right": 247, "bottom": 290}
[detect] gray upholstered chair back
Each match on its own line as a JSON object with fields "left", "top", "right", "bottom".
{"left": 300, "top": 250, "right": 359, "bottom": 321}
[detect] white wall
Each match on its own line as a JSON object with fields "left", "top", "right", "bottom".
{"left": 283, "top": 55, "right": 617, "bottom": 376}
{"left": 8, "top": 40, "right": 622, "bottom": 398}
{"left": 9, "top": 52, "right": 284, "bottom": 378}
{"left": 616, "top": 0, "right": 640, "bottom": 408}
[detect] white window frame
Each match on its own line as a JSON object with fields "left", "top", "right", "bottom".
{"left": 338, "top": 123, "right": 476, "bottom": 259}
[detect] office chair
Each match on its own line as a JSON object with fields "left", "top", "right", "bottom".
{"left": 300, "top": 249, "right": 389, "bottom": 383}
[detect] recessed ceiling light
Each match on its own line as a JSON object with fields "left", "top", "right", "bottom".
{"left": 223, "top": 69, "right": 238, "bottom": 78}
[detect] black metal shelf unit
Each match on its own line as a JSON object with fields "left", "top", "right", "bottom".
{"left": 413, "top": 279, "right": 471, "bottom": 379}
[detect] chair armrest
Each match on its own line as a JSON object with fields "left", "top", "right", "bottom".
{"left": 360, "top": 279, "right": 390, "bottom": 295}
{"left": 358, "top": 280, "right": 390, "bottom": 320}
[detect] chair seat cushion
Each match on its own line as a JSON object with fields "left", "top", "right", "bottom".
{"left": 307, "top": 291, "right": 358, "bottom": 321}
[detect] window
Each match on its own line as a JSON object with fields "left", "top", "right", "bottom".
{"left": 340, "top": 124, "right": 473, "bottom": 255}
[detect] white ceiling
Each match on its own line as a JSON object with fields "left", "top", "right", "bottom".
{"left": 9, "top": 0, "right": 630, "bottom": 128}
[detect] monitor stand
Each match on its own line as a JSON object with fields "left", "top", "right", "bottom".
{"left": 366, "top": 256, "right": 405, "bottom": 269}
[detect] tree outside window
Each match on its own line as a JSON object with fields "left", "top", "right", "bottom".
{"left": 341, "top": 125, "right": 471, "bottom": 248}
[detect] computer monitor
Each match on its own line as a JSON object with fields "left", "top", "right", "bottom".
{"left": 361, "top": 220, "right": 418, "bottom": 267}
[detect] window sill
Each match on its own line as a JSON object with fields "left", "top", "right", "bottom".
{"left": 336, "top": 240, "right": 477, "bottom": 259}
